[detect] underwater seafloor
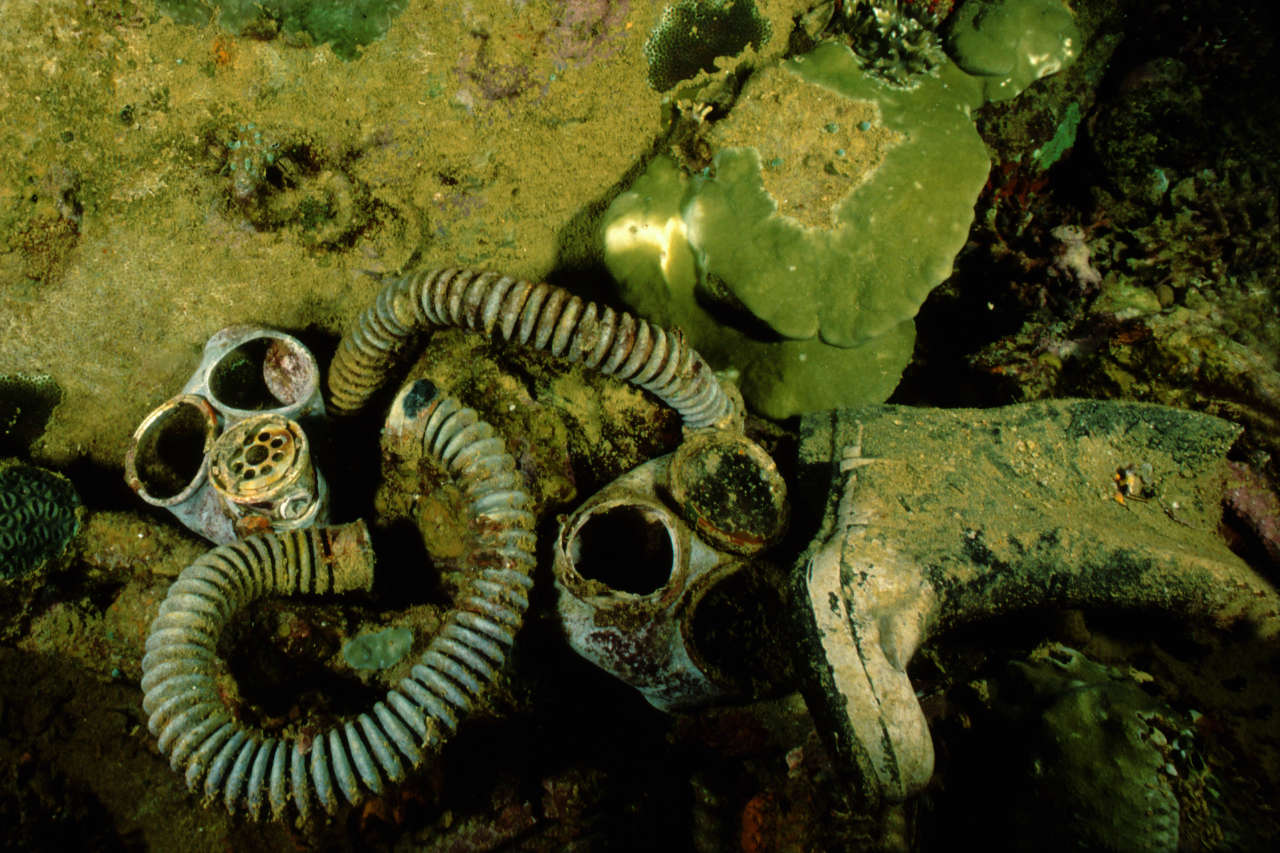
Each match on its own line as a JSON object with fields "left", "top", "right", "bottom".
{"left": 1, "top": 0, "right": 1278, "bottom": 850}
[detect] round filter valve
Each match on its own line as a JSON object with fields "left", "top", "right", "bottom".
{"left": 209, "top": 413, "right": 321, "bottom": 527}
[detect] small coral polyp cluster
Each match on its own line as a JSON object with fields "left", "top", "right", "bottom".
{"left": 833, "top": 0, "right": 950, "bottom": 87}
{"left": 211, "top": 121, "right": 364, "bottom": 247}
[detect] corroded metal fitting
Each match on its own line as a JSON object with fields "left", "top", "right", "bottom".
{"left": 209, "top": 413, "right": 327, "bottom": 538}
{"left": 124, "top": 326, "right": 328, "bottom": 543}
{"left": 124, "top": 393, "right": 231, "bottom": 541}
{"left": 667, "top": 429, "right": 787, "bottom": 555}
{"left": 553, "top": 431, "right": 787, "bottom": 712}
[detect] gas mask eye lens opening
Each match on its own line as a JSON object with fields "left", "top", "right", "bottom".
{"left": 207, "top": 336, "right": 283, "bottom": 411}
{"left": 567, "top": 503, "right": 677, "bottom": 596}
{"left": 125, "top": 394, "right": 218, "bottom": 504}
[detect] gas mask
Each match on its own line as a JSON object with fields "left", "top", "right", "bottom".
{"left": 124, "top": 325, "right": 329, "bottom": 544}
{"left": 552, "top": 429, "right": 788, "bottom": 712}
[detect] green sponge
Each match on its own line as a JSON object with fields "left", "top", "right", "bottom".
{"left": 604, "top": 0, "right": 1081, "bottom": 418}
{"left": 944, "top": 0, "right": 1081, "bottom": 102}
{"left": 603, "top": 42, "right": 991, "bottom": 418}
{"left": 603, "top": 153, "right": 915, "bottom": 419}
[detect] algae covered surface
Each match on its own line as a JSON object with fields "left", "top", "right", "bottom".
{"left": 0, "top": 0, "right": 685, "bottom": 471}
{"left": 1, "top": 0, "right": 1279, "bottom": 850}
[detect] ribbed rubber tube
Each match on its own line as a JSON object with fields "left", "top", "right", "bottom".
{"left": 140, "top": 397, "right": 536, "bottom": 822}
{"left": 327, "top": 267, "right": 739, "bottom": 430}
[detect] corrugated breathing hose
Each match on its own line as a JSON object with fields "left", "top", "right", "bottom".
{"left": 327, "top": 267, "right": 741, "bottom": 430}
{"left": 140, "top": 386, "right": 535, "bottom": 822}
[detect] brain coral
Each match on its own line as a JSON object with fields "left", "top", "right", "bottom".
{"left": 0, "top": 461, "right": 80, "bottom": 580}
{"left": 644, "top": 0, "right": 772, "bottom": 91}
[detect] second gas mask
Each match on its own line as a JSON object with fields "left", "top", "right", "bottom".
{"left": 552, "top": 429, "right": 788, "bottom": 712}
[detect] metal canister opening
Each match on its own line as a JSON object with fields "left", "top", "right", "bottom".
{"left": 206, "top": 333, "right": 317, "bottom": 416}
{"left": 124, "top": 394, "right": 219, "bottom": 505}
{"left": 667, "top": 431, "right": 788, "bottom": 556}
{"left": 566, "top": 502, "right": 677, "bottom": 596}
